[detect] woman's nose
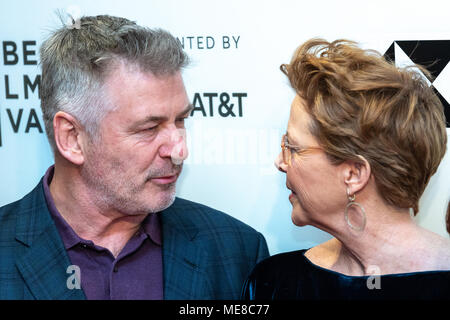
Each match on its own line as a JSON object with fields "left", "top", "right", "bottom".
{"left": 274, "top": 152, "right": 287, "bottom": 173}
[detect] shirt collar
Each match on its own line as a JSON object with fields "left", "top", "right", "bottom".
{"left": 141, "top": 212, "right": 162, "bottom": 246}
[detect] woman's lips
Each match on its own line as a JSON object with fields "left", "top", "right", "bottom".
{"left": 289, "top": 192, "right": 296, "bottom": 201}
{"left": 288, "top": 185, "right": 297, "bottom": 201}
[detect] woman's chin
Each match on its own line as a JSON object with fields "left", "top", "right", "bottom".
{"left": 291, "top": 209, "right": 308, "bottom": 227}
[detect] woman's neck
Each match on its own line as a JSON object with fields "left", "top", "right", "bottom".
{"left": 309, "top": 200, "right": 450, "bottom": 276}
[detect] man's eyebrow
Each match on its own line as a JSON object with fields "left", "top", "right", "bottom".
{"left": 177, "top": 104, "right": 194, "bottom": 118}
{"left": 132, "top": 104, "right": 194, "bottom": 128}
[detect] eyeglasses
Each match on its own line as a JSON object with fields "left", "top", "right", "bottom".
{"left": 281, "top": 133, "right": 322, "bottom": 166}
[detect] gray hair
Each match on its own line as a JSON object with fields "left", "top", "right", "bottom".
{"left": 40, "top": 14, "right": 189, "bottom": 151}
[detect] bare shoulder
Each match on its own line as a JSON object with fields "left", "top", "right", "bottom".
{"left": 304, "top": 238, "right": 341, "bottom": 269}
{"left": 432, "top": 235, "right": 450, "bottom": 269}
{"left": 416, "top": 229, "right": 450, "bottom": 270}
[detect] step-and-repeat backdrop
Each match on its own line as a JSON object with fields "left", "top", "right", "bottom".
{"left": 1, "top": 0, "right": 449, "bottom": 254}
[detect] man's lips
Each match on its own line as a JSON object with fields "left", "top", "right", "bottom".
{"left": 150, "top": 172, "right": 180, "bottom": 184}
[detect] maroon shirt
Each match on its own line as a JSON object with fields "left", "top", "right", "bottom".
{"left": 43, "top": 166, "right": 163, "bottom": 300}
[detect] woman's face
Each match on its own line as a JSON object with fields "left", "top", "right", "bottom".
{"left": 276, "top": 95, "right": 346, "bottom": 228}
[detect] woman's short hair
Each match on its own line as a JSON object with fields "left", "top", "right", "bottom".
{"left": 281, "top": 38, "right": 447, "bottom": 215}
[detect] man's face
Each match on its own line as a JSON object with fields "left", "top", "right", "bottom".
{"left": 80, "top": 65, "right": 191, "bottom": 215}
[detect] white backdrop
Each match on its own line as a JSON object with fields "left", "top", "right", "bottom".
{"left": 1, "top": 0, "right": 449, "bottom": 255}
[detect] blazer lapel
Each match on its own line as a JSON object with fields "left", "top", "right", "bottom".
{"left": 16, "top": 224, "right": 85, "bottom": 300}
{"left": 14, "top": 181, "right": 86, "bottom": 300}
{"left": 161, "top": 202, "right": 211, "bottom": 300}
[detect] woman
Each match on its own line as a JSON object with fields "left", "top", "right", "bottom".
{"left": 242, "top": 39, "right": 450, "bottom": 299}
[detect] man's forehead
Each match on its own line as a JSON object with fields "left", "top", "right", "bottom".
{"left": 100, "top": 65, "right": 189, "bottom": 124}
{"left": 103, "top": 64, "right": 187, "bottom": 103}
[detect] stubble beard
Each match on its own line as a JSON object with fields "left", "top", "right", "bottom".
{"left": 80, "top": 155, "right": 182, "bottom": 216}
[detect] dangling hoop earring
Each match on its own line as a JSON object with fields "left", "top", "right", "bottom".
{"left": 344, "top": 187, "right": 366, "bottom": 232}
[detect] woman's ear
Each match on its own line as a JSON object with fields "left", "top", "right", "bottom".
{"left": 342, "top": 155, "right": 371, "bottom": 196}
{"left": 53, "top": 111, "right": 85, "bottom": 165}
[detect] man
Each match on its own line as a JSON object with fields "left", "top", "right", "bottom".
{"left": 0, "top": 15, "right": 269, "bottom": 299}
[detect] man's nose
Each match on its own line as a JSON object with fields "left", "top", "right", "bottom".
{"left": 159, "top": 127, "right": 189, "bottom": 165}
{"left": 274, "top": 152, "right": 287, "bottom": 173}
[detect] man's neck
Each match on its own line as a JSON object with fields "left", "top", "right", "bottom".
{"left": 49, "top": 165, "right": 146, "bottom": 258}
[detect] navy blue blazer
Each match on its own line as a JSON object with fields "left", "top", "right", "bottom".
{"left": 0, "top": 179, "right": 269, "bottom": 299}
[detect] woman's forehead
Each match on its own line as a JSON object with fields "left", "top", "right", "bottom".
{"left": 287, "top": 95, "right": 315, "bottom": 144}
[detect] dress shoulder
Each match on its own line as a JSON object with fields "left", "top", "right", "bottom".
{"left": 243, "top": 248, "right": 450, "bottom": 300}
{"left": 242, "top": 250, "right": 308, "bottom": 300}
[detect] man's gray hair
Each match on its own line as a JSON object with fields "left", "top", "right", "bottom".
{"left": 40, "top": 14, "right": 189, "bottom": 151}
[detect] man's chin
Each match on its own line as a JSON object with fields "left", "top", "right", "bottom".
{"left": 144, "top": 186, "right": 177, "bottom": 213}
{"left": 156, "top": 193, "right": 176, "bottom": 212}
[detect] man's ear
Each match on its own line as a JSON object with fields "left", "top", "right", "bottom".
{"left": 342, "top": 155, "right": 371, "bottom": 196}
{"left": 53, "top": 111, "right": 85, "bottom": 165}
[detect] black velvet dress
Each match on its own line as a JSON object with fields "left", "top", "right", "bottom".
{"left": 242, "top": 249, "right": 450, "bottom": 300}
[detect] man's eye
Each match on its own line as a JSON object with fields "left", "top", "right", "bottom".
{"left": 145, "top": 125, "right": 158, "bottom": 131}
{"left": 176, "top": 118, "right": 187, "bottom": 126}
